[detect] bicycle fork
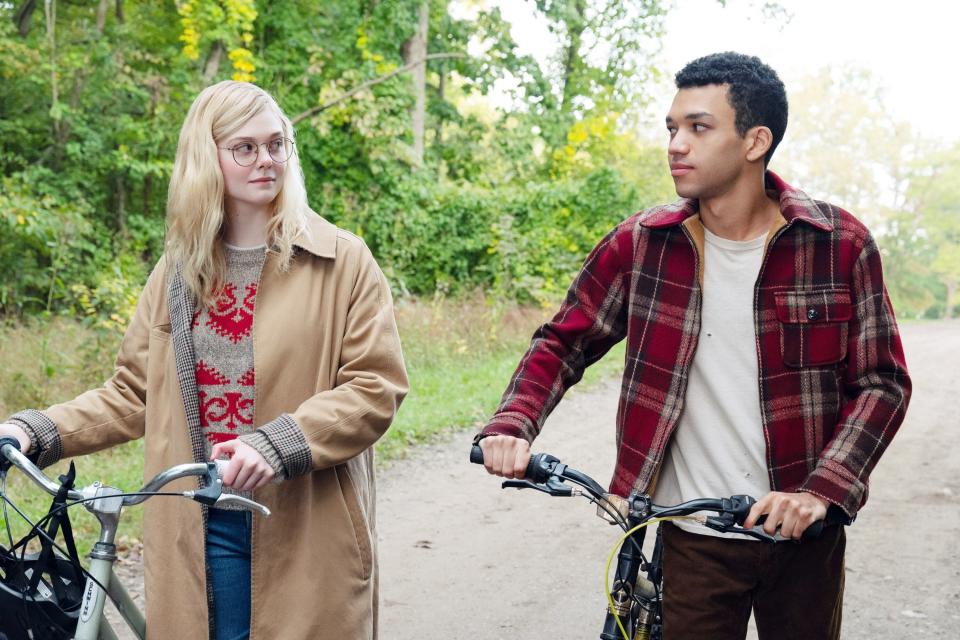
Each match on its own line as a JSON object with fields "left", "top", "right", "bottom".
{"left": 600, "top": 523, "right": 659, "bottom": 640}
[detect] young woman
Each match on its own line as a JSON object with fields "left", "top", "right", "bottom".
{"left": 0, "top": 81, "right": 408, "bottom": 640}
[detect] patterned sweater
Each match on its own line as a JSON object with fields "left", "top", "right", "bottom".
{"left": 193, "top": 244, "right": 284, "bottom": 508}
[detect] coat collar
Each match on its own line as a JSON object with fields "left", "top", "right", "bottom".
{"left": 288, "top": 213, "right": 338, "bottom": 259}
{"left": 638, "top": 171, "right": 834, "bottom": 233}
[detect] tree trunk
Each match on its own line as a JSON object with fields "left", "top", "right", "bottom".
{"left": 435, "top": 66, "right": 445, "bottom": 148}
{"left": 560, "top": 0, "right": 587, "bottom": 114}
{"left": 14, "top": 0, "right": 38, "bottom": 37}
{"left": 96, "top": 0, "right": 108, "bottom": 33}
{"left": 203, "top": 40, "right": 225, "bottom": 82}
{"left": 116, "top": 174, "right": 126, "bottom": 232}
{"left": 945, "top": 280, "right": 957, "bottom": 320}
{"left": 401, "top": 2, "right": 429, "bottom": 166}
{"left": 143, "top": 172, "right": 153, "bottom": 219}
{"left": 115, "top": 0, "right": 124, "bottom": 25}
{"left": 44, "top": 0, "right": 63, "bottom": 167}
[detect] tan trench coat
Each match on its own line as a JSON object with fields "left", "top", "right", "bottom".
{"left": 12, "top": 215, "right": 408, "bottom": 639}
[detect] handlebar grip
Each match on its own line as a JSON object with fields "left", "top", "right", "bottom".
{"left": 0, "top": 436, "right": 22, "bottom": 471}
{"left": 470, "top": 444, "right": 541, "bottom": 481}
{"left": 470, "top": 444, "right": 484, "bottom": 465}
{"left": 802, "top": 519, "right": 825, "bottom": 540}
{"left": 754, "top": 514, "right": 826, "bottom": 540}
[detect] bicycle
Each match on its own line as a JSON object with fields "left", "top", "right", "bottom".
{"left": 470, "top": 444, "right": 848, "bottom": 640}
{"left": 0, "top": 436, "right": 271, "bottom": 640}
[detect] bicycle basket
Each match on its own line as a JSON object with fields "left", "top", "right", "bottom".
{"left": 0, "top": 550, "right": 82, "bottom": 640}
{"left": 1, "top": 461, "right": 84, "bottom": 639}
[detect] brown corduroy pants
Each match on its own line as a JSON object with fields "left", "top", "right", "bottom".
{"left": 660, "top": 522, "right": 845, "bottom": 640}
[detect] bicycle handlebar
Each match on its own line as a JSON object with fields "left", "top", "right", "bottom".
{"left": 470, "top": 444, "right": 830, "bottom": 541}
{"left": 1, "top": 437, "right": 84, "bottom": 500}
{"left": 0, "top": 436, "right": 270, "bottom": 516}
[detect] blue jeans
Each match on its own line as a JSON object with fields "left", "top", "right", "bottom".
{"left": 206, "top": 508, "right": 252, "bottom": 640}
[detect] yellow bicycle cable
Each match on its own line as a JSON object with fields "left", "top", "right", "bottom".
{"left": 603, "top": 516, "right": 698, "bottom": 640}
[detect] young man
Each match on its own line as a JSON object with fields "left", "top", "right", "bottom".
{"left": 475, "top": 52, "right": 911, "bottom": 639}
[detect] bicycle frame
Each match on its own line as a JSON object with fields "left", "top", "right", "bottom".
{"left": 76, "top": 484, "right": 145, "bottom": 640}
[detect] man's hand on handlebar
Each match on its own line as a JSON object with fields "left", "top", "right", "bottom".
{"left": 0, "top": 422, "right": 31, "bottom": 455}
{"left": 743, "top": 490, "right": 828, "bottom": 540}
{"left": 478, "top": 435, "right": 531, "bottom": 479}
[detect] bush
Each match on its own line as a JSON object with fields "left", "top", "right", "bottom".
{"left": 0, "top": 170, "right": 98, "bottom": 315}
{"left": 328, "top": 166, "right": 647, "bottom": 304}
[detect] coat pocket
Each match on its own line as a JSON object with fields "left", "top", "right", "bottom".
{"left": 336, "top": 465, "right": 373, "bottom": 581}
{"left": 774, "top": 288, "right": 852, "bottom": 367}
{"left": 150, "top": 322, "right": 172, "bottom": 341}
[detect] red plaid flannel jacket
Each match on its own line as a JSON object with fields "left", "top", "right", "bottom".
{"left": 481, "top": 172, "right": 911, "bottom": 517}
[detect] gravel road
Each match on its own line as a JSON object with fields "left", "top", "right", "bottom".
{"left": 377, "top": 321, "right": 960, "bottom": 638}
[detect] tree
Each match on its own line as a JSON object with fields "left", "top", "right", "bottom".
{"left": 905, "top": 145, "right": 960, "bottom": 318}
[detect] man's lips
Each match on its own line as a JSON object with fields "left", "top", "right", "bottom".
{"left": 670, "top": 163, "right": 693, "bottom": 177}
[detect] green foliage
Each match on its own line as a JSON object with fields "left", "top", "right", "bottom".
{"left": 779, "top": 66, "right": 959, "bottom": 319}
{"left": 0, "top": 170, "right": 96, "bottom": 314}
{"left": 1, "top": 1, "right": 680, "bottom": 321}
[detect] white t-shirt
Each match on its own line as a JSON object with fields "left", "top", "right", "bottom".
{"left": 652, "top": 227, "right": 770, "bottom": 539}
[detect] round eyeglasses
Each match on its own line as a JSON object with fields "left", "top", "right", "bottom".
{"left": 218, "top": 138, "right": 294, "bottom": 166}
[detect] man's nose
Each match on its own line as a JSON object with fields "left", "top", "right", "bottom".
{"left": 668, "top": 133, "right": 689, "bottom": 156}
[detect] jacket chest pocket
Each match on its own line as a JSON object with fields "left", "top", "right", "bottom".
{"left": 774, "top": 288, "right": 851, "bottom": 367}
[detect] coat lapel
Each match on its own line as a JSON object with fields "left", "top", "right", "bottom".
{"left": 166, "top": 263, "right": 207, "bottom": 467}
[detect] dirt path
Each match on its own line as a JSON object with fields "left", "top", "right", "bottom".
{"left": 376, "top": 321, "right": 960, "bottom": 638}
{"left": 106, "top": 321, "right": 959, "bottom": 637}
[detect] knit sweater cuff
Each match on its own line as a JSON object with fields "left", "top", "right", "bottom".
{"left": 238, "top": 431, "right": 287, "bottom": 480}
{"left": 7, "top": 410, "right": 62, "bottom": 469}
{"left": 252, "top": 414, "right": 312, "bottom": 479}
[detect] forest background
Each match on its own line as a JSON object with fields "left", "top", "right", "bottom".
{"left": 1, "top": 0, "right": 958, "bottom": 540}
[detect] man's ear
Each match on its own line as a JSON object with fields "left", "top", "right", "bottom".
{"left": 745, "top": 126, "right": 773, "bottom": 163}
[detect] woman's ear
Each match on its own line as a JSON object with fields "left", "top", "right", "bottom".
{"left": 745, "top": 126, "right": 773, "bottom": 163}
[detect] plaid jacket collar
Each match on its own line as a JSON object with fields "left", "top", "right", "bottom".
{"left": 638, "top": 171, "right": 834, "bottom": 233}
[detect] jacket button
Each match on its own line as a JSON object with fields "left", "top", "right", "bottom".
{"left": 807, "top": 308, "right": 819, "bottom": 320}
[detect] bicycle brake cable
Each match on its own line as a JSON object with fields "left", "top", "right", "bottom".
{"left": 3, "top": 491, "right": 185, "bottom": 606}
{"left": 602, "top": 516, "right": 698, "bottom": 640}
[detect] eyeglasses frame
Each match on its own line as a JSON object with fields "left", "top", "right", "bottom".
{"left": 217, "top": 137, "right": 295, "bottom": 167}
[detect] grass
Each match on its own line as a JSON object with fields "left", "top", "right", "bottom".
{"left": 383, "top": 294, "right": 625, "bottom": 459}
{"left": 1, "top": 296, "right": 627, "bottom": 551}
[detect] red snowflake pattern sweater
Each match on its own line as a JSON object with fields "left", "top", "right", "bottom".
{"left": 192, "top": 244, "right": 283, "bottom": 507}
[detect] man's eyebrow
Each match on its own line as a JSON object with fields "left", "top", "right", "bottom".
{"left": 665, "top": 112, "right": 714, "bottom": 124}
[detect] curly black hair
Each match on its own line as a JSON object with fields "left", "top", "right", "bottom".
{"left": 675, "top": 52, "right": 787, "bottom": 165}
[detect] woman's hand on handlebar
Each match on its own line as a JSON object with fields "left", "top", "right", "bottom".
{"left": 0, "top": 422, "right": 31, "bottom": 455}
{"left": 478, "top": 435, "right": 531, "bottom": 479}
{"left": 210, "top": 439, "right": 275, "bottom": 492}
{"left": 743, "top": 490, "right": 828, "bottom": 540}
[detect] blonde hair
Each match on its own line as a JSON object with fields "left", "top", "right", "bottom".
{"left": 165, "top": 81, "right": 312, "bottom": 307}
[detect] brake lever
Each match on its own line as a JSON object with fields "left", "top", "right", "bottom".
{"left": 191, "top": 461, "right": 224, "bottom": 505}
{"left": 703, "top": 514, "right": 785, "bottom": 543}
{"left": 502, "top": 476, "right": 573, "bottom": 497}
